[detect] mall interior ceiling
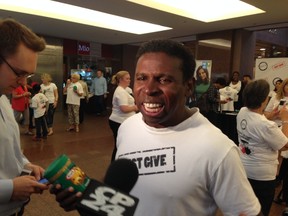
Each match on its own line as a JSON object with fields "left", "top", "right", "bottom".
{"left": 0, "top": 0, "right": 287, "bottom": 55}
{"left": 0, "top": 0, "right": 288, "bottom": 58}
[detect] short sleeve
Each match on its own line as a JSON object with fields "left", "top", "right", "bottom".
{"left": 211, "top": 147, "right": 261, "bottom": 215}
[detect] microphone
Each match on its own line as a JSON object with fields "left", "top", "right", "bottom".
{"left": 76, "top": 158, "right": 139, "bottom": 216}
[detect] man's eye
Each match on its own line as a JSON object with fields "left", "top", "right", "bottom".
{"left": 159, "top": 78, "right": 171, "bottom": 84}
{"left": 136, "top": 75, "right": 145, "bottom": 81}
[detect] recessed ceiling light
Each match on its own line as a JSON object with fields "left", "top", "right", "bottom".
{"left": 0, "top": 0, "right": 171, "bottom": 34}
{"left": 260, "top": 48, "right": 266, "bottom": 51}
{"left": 127, "top": 0, "right": 265, "bottom": 22}
{"left": 199, "top": 39, "right": 231, "bottom": 48}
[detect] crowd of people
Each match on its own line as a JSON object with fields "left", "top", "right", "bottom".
{"left": 1, "top": 18, "right": 288, "bottom": 216}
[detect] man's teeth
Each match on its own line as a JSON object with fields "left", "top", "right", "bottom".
{"left": 144, "top": 103, "right": 162, "bottom": 108}
{"left": 143, "top": 103, "right": 163, "bottom": 112}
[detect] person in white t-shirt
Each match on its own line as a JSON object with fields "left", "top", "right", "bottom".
{"left": 40, "top": 73, "right": 58, "bottom": 136}
{"left": 64, "top": 73, "right": 83, "bottom": 132}
{"left": 265, "top": 78, "right": 288, "bottom": 126}
{"left": 219, "top": 85, "right": 238, "bottom": 111}
{"left": 229, "top": 71, "right": 242, "bottom": 110}
{"left": 31, "top": 84, "right": 49, "bottom": 141}
{"left": 50, "top": 39, "right": 262, "bottom": 216}
{"left": 109, "top": 70, "right": 138, "bottom": 162}
{"left": 268, "top": 78, "right": 283, "bottom": 102}
{"left": 264, "top": 78, "right": 288, "bottom": 212}
{"left": 237, "top": 79, "right": 288, "bottom": 216}
{"left": 229, "top": 71, "right": 242, "bottom": 93}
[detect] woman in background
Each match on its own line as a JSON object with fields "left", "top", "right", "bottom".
{"left": 194, "top": 65, "right": 210, "bottom": 116}
{"left": 265, "top": 78, "right": 288, "bottom": 208}
{"left": 11, "top": 78, "right": 32, "bottom": 135}
{"left": 109, "top": 70, "right": 138, "bottom": 162}
{"left": 41, "top": 73, "right": 58, "bottom": 135}
{"left": 64, "top": 73, "right": 83, "bottom": 132}
{"left": 195, "top": 65, "right": 210, "bottom": 98}
{"left": 229, "top": 71, "right": 242, "bottom": 110}
{"left": 237, "top": 79, "right": 288, "bottom": 216}
{"left": 268, "top": 78, "right": 283, "bottom": 103}
{"left": 265, "top": 78, "right": 288, "bottom": 126}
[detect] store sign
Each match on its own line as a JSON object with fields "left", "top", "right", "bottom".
{"left": 78, "top": 41, "right": 90, "bottom": 55}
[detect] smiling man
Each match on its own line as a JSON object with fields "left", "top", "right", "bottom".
{"left": 115, "top": 39, "right": 262, "bottom": 216}
{"left": 49, "top": 39, "right": 263, "bottom": 216}
{"left": 0, "top": 18, "right": 48, "bottom": 216}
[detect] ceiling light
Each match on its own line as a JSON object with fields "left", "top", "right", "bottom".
{"left": 199, "top": 39, "right": 231, "bottom": 49}
{"left": 0, "top": 0, "right": 171, "bottom": 34}
{"left": 260, "top": 48, "right": 266, "bottom": 51}
{"left": 127, "top": 0, "right": 265, "bottom": 22}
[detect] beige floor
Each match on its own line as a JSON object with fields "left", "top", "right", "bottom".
{"left": 20, "top": 111, "right": 286, "bottom": 216}
{"left": 21, "top": 111, "right": 113, "bottom": 216}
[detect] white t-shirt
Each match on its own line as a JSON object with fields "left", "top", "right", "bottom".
{"left": 31, "top": 93, "right": 48, "bottom": 118}
{"left": 109, "top": 86, "right": 136, "bottom": 124}
{"left": 66, "top": 82, "right": 83, "bottom": 106}
{"left": 116, "top": 109, "right": 260, "bottom": 216}
{"left": 268, "top": 90, "right": 276, "bottom": 99}
{"left": 219, "top": 86, "right": 238, "bottom": 111}
{"left": 229, "top": 80, "right": 241, "bottom": 92}
{"left": 40, "top": 83, "right": 57, "bottom": 104}
{"left": 237, "top": 107, "right": 288, "bottom": 180}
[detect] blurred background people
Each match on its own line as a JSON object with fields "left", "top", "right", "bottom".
{"left": 229, "top": 71, "right": 242, "bottom": 92}
{"left": 30, "top": 84, "right": 49, "bottom": 141}
{"left": 90, "top": 69, "right": 107, "bottom": 116}
{"left": 237, "top": 79, "right": 288, "bottom": 216}
{"left": 242, "top": 74, "right": 252, "bottom": 86}
{"left": 268, "top": 78, "right": 283, "bottom": 103}
{"left": 219, "top": 84, "right": 238, "bottom": 112}
{"left": 11, "top": 77, "right": 33, "bottom": 135}
{"left": 40, "top": 73, "right": 58, "bottom": 136}
{"left": 265, "top": 78, "right": 288, "bottom": 126}
{"left": 264, "top": 78, "right": 288, "bottom": 210}
{"left": 236, "top": 74, "right": 253, "bottom": 110}
{"left": 78, "top": 74, "right": 89, "bottom": 124}
{"left": 206, "top": 77, "right": 227, "bottom": 127}
{"left": 27, "top": 78, "right": 39, "bottom": 132}
{"left": 229, "top": 71, "right": 242, "bottom": 110}
{"left": 64, "top": 73, "right": 83, "bottom": 132}
{"left": 108, "top": 70, "right": 138, "bottom": 162}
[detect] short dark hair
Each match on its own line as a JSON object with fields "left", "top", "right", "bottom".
{"left": 136, "top": 39, "right": 196, "bottom": 83}
{"left": 215, "top": 77, "right": 226, "bottom": 87}
{"left": 242, "top": 79, "right": 270, "bottom": 109}
{"left": 32, "top": 84, "right": 41, "bottom": 93}
{"left": 243, "top": 74, "right": 251, "bottom": 79}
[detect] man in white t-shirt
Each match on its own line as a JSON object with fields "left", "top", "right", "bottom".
{"left": 50, "top": 39, "right": 262, "bottom": 216}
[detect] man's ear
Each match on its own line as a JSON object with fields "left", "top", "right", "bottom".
{"left": 185, "top": 78, "right": 195, "bottom": 97}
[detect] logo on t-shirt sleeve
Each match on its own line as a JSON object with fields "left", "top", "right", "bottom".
{"left": 118, "top": 147, "right": 175, "bottom": 175}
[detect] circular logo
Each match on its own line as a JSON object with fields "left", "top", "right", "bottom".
{"left": 240, "top": 119, "right": 247, "bottom": 130}
{"left": 258, "top": 62, "right": 268, "bottom": 71}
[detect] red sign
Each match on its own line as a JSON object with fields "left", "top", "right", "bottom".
{"left": 78, "top": 41, "right": 90, "bottom": 55}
